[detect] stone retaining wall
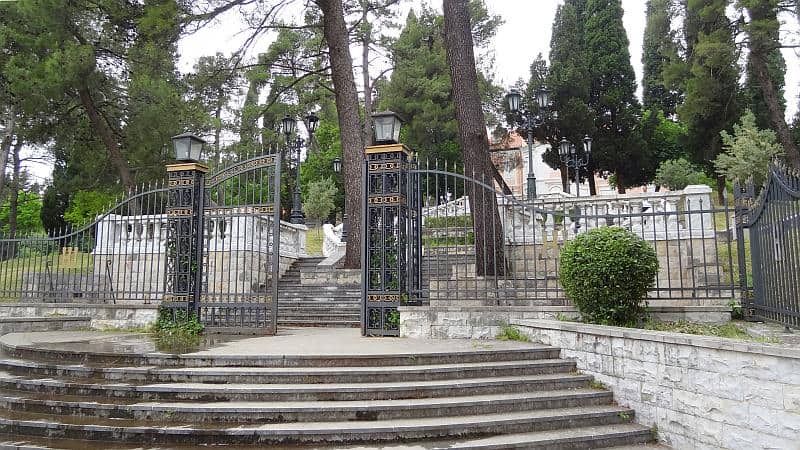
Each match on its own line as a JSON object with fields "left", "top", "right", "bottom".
{"left": 511, "top": 319, "right": 800, "bottom": 449}
{"left": 0, "top": 316, "right": 91, "bottom": 335}
{"left": 399, "top": 305, "right": 731, "bottom": 339}
{"left": 0, "top": 304, "right": 158, "bottom": 329}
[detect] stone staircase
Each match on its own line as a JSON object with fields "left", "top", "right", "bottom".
{"left": 277, "top": 257, "right": 360, "bottom": 328}
{"left": 0, "top": 331, "right": 657, "bottom": 449}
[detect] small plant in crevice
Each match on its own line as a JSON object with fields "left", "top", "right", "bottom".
{"left": 385, "top": 309, "right": 400, "bottom": 330}
{"left": 495, "top": 325, "right": 530, "bottom": 342}
{"left": 589, "top": 379, "right": 607, "bottom": 390}
{"left": 150, "top": 307, "right": 204, "bottom": 353}
{"left": 728, "top": 299, "right": 743, "bottom": 320}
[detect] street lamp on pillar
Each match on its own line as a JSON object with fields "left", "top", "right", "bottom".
{"left": 505, "top": 87, "right": 554, "bottom": 201}
{"left": 331, "top": 157, "right": 347, "bottom": 243}
{"left": 282, "top": 115, "right": 305, "bottom": 225}
{"left": 558, "top": 135, "right": 592, "bottom": 198}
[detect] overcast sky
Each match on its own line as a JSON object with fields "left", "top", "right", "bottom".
{"left": 179, "top": 0, "right": 800, "bottom": 120}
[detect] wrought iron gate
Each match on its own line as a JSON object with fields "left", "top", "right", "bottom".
{"left": 736, "top": 164, "right": 800, "bottom": 329}
{"left": 198, "top": 155, "right": 283, "bottom": 333}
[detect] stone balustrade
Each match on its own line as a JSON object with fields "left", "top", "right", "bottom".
{"left": 322, "top": 223, "right": 346, "bottom": 258}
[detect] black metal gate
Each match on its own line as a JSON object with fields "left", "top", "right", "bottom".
{"left": 199, "top": 155, "right": 283, "bottom": 333}
{"left": 736, "top": 164, "right": 800, "bottom": 329}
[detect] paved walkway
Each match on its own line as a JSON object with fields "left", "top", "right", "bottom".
{"left": 0, "top": 327, "right": 537, "bottom": 356}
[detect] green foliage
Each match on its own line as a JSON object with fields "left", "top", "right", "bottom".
{"left": 150, "top": 307, "right": 204, "bottom": 353}
{"left": 559, "top": 227, "right": 659, "bottom": 326}
{"left": 63, "top": 190, "right": 117, "bottom": 226}
{"left": 584, "top": 0, "right": 645, "bottom": 190}
{"left": 639, "top": 109, "right": 688, "bottom": 179}
{"left": 300, "top": 122, "right": 344, "bottom": 216}
{"left": 642, "top": 0, "right": 683, "bottom": 117}
{"left": 385, "top": 309, "right": 400, "bottom": 330}
{"left": 422, "top": 232, "right": 475, "bottom": 248}
{"left": 495, "top": 325, "right": 530, "bottom": 342}
{"left": 0, "top": 192, "right": 43, "bottom": 235}
{"left": 654, "top": 158, "right": 705, "bottom": 191}
{"left": 303, "top": 178, "right": 338, "bottom": 225}
{"left": 424, "top": 215, "right": 472, "bottom": 229}
{"left": 644, "top": 319, "right": 754, "bottom": 340}
{"left": 715, "top": 110, "right": 784, "bottom": 188}
{"left": 678, "top": 1, "right": 741, "bottom": 173}
{"left": 376, "top": 2, "right": 501, "bottom": 164}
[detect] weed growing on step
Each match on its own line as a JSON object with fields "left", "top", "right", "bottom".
{"left": 618, "top": 412, "right": 631, "bottom": 421}
{"left": 589, "top": 379, "right": 607, "bottom": 390}
{"left": 495, "top": 325, "right": 530, "bottom": 342}
{"left": 150, "top": 307, "right": 204, "bottom": 353}
{"left": 650, "top": 424, "right": 659, "bottom": 440}
{"left": 644, "top": 319, "right": 757, "bottom": 341}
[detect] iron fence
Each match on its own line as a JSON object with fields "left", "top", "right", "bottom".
{"left": 413, "top": 164, "right": 737, "bottom": 308}
{"left": 737, "top": 164, "right": 800, "bottom": 329}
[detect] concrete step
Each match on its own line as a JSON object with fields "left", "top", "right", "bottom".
{"left": 278, "top": 320, "right": 361, "bottom": 328}
{"left": 0, "top": 405, "right": 639, "bottom": 445}
{"left": 0, "top": 358, "right": 578, "bottom": 383}
{"left": 0, "top": 389, "right": 614, "bottom": 423}
{"left": 277, "top": 314, "right": 361, "bottom": 322}
{"left": 0, "top": 372, "right": 594, "bottom": 402}
{"left": 0, "top": 423, "right": 657, "bottom": 449}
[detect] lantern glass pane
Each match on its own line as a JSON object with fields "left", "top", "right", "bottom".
{"left": 190, "top": 138, "right": 203, "bottom": 161}
{"left": 173, "top": 138, "right": 189, "bottom": 160}
{"left": 506, "top": 91, "right": 521, "bottom": 112}
{"left": 375, "top": 117, "right": 393, "bottom": 142}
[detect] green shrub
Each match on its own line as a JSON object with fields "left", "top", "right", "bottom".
{"left": 150, "top": 307, "right": 204, "bottom": 353}
{"left": 495, "top": 325, "right": 530, "bottom": 342}
{"left": 424, "top": 215, "right": 473, "bottom": 229}
{"left": 559, "top": 226, "right": 658, "bottom": 326}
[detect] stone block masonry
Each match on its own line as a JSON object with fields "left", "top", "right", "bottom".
{"left": 510, "top": 319, "right": 800, "bottom": 449}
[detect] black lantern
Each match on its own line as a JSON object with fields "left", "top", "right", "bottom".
{"left": 559, "top": 137, "right": 572, "bottom": 157}
{"left": 281, "top": 115, "right": 296, "bottom": 137}
{"left": 583, "top": 135, "right": 593, "bottom": 155}
{"left": 372, "top": 111, "right": 403, "bottom": 144}
{"left": 332, "top": 157, "right": 342, "bottom": 173}
{"left": 306, "top": 112, "right": 319, "bottom": 134}
{"left": 505, "top": 89, "right": 522, "bottom": 113}
{"left": 535, "top": 87, "right": 550, "bottom": 109}
{"left": 171, "top": 133, "right": 205, "bottom": 162}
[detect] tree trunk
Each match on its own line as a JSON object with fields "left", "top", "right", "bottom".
{"left": 588, "top": 171, "right": 597, "bottom": 195}
{"left": 442, "top": 0, "right": 504, "bottom": 276}
{"left": 214, "top": 89, "right": 223, "bottom": 167}
{"left": 360, "top": 3, "right": 374, "bottom": 146}
{"left": 77, "top": 87, "right": 135, "bottom": 191}
{"left": 0, "top": 110, "right": 15, "bottom": 197}
{"left": 8, "top": 139, "right": 21, "bottom": 239}
{"left": 317, "top": 0, "right": 365, "bottom": 269}
{"left": 751, "top": 52, "right": 800, "bottom": 168}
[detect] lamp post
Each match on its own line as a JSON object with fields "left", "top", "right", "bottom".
{"left": 282, "top": 113, "right": 319, "bottom": 225}
{"left": 332, "top": 157, "right": 347, "bottom": 242}
{"left": 558, "top": 135, "right": 592, "bottom": 198}
{"left": 505, "top": 87, "right": 555, "bottom": 200}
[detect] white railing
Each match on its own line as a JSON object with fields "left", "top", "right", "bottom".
{"left": 422, "top": 185, "right": 717, "bottom": 243}
{"left": 322, "top": 223, "right": 347, "bottom": 257}
{"left": 94, "top": 209, "right": 307, "bottom": 257}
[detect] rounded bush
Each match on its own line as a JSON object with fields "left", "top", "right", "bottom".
{"left": 559, "top": 226, "right": 659, "bottom": 326}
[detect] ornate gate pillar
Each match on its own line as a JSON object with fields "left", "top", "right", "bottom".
{"left": 164, "top": 162, "right": 208, "bottom": 316}
{"left": 362, "top": 143, "right": 419, "bottom": 336}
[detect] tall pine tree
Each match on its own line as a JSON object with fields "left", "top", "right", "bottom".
{"left": 585, "top": 0, "right": 646, "bottom": 192}
{"left": 678, "top": 0, "right": 741, "bottom": 198}
{"left": 642, "top": 0, "right": 683, "bottom": 117}
{"left": 547, "top": 0, "right": 596, "bottom": 193}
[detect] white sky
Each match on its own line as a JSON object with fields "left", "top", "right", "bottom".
{"left": 179, "top": 0, "right": 800, "bottom": 121}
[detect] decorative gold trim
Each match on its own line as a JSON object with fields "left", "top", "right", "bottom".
{"left": 166, "top": 162, "right": 210, "bottom": 173}
{"left": 167, "top": 209, "right": 193, "bottom": 217}
{"left": 368, "top": 195, "right": 405, "bottom": 205}
{"left": 368, "top": 294, "right": 400, "bottom": 302}
{"left": 168, "top": 179, "right": 194, "bottom": 187}
{"left": 365, "top": 143, "right": 413, "bottom": 155}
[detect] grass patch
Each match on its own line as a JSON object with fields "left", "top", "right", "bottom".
{"left": 718, "top": 236, "right": 752, "bottom": 287}
{"left": 305, "top": 225, "right": 324, "bottom": 256}
{"left": 495, "top": 325, "right": 530, "bottom": 342}
{"left": 425, "top": 215, "right": 473, "bottom": 229}
{"left": 0, "top": 251, "right": 94, "bottom": 294}
{"left": 149, "top": 307, "right": 204, "bottom": 353}
{"left": 643, "top": 319, "right": 760, "bottom": 341}
{"left": 423, "top": 232, "right": 475, "bottom": 248}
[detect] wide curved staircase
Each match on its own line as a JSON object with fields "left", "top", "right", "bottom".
{"left": 0, "top": 331, "right": 657, "bottom": 449}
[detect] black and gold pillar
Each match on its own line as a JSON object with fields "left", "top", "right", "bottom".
{"left": 362, "top": 144, "right": 418, "bottom": 336}
{"left": 164, "top": 162, "right": 208, "bottom": 315}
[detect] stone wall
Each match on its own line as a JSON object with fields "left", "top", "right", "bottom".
{"left": 399, "top": 305, "right": 731, "bottom": 339}
{"left": 512, "top": 319, "right": 800, "bottom": 449}
{"left": 0, "top": 304, "right": 158, "bottom": 329}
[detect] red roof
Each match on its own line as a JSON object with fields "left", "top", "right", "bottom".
{"left": 489, "top": 132, "right": 525, "bottom": 151}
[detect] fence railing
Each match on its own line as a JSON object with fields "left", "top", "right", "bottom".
{"left": 415, "top": 168, "right": 736, "bottom": 308}
{"left": 737, "top": 164, "right": 800, "bottom": 329}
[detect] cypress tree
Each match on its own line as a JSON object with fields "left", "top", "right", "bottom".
{"left": 585, "top": 0, "right": 646, "bottom": 192}
{"left": 678, "top": 0, "right": 741, "bottom": 196}
{"left": 642, "top": 0, "right": 683, "bottom": 117}
{"left": 547, "top": 0, "right": 596, "bottom": 192}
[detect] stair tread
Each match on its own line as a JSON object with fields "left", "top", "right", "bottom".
{"left": 0, "top": 404, "right": 635, "bottom": 430}
{"left": 0, "top": 388, "right": 610, "bottom": 411}
{"left": 0, "top": 372, "right": 593, "bottom": 393}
